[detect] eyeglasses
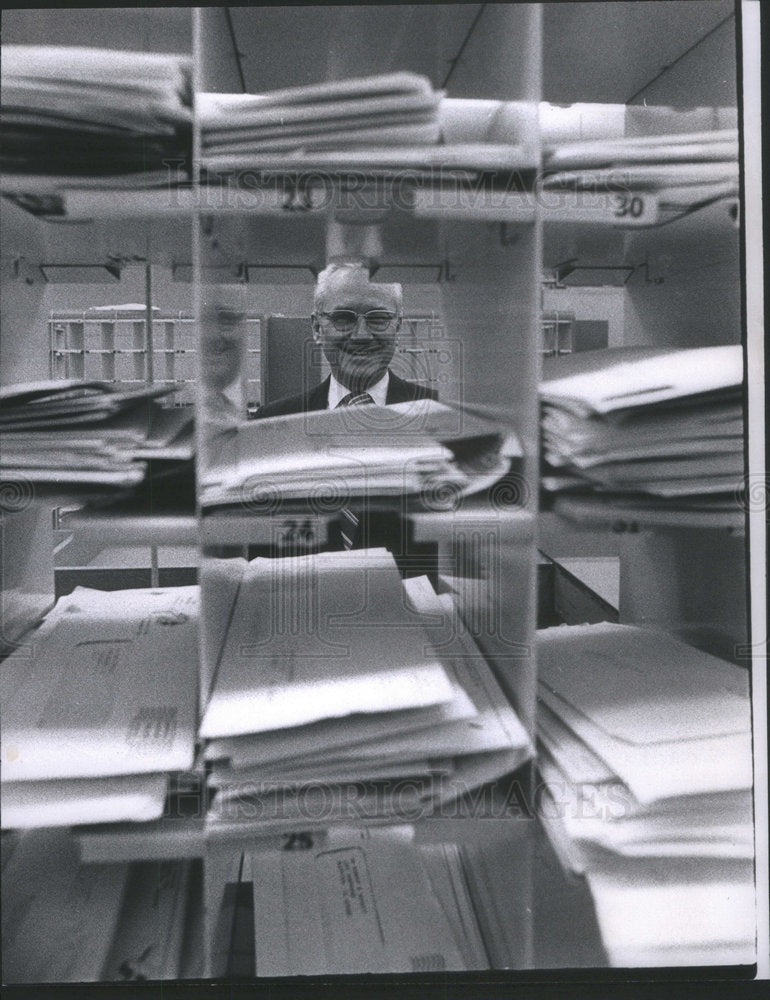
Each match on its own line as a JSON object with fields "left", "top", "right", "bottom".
{"left": 317, "top": 310, "right": 398, "bottom": 334}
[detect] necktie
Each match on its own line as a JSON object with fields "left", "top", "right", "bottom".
{"left": 335, "top": 391, "right": 375, "bottom": 548}
{"left": 337, "top": 391, "right": 375, "bottom": 408}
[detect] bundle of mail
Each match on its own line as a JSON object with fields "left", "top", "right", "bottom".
{"left": 202, "top": 548, "right": 532, "bottom": 830}
{"left": 536, "top": 622, "right": 755, "bottom": 967}
{"left": 0, "top": 45, "right": 192, "bottom": 187}
{"left": 0, "top": 379, "right": 193, "bottom": 488}
{"left": 199, "top": 72, "right": 441, "bottom": 156}
{"left": 2, "top": 830, "right": 194, "bottom": 982}
{"left": 211, "top": 828, "right": 499, "bottom": 976}
{"left": 198, "top": 73, "right": 534, "bottom": 180}
{"left": 540, "top": 344, "right": 744, "bottom": 500}
{"left": 0, "top": 586, "right": 199, "bottom": 830}
{"left": 541, "top": 121, "right": 739, "bottom": 222}
{"left": 200, "top": 397, "right": 521, "bottom": 511}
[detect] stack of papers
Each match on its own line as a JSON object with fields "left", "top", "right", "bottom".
{"left": 0, "top": 585, "right": 199, "bottom": 829}
{"left": 201, "top": 397, "right": 521, "bottom": 510}
{"left": 216, "top": 828, "right": 489, "bottom": 975}
{"left": 0, "top": 45, "right": 192, "bottom": 187}
{"left": 540, "top": 345, "right": 744, "bottom": 500}
{"left": 0, "top": 379, "right": 192, "bottom": 488}
{"left": 535, "top": 622, "right": 756, "bottom": 967}
{"left": 198, "top": 79, "right": 536, "bottom": 182}
{"left": 541, "top": 128, "right": 739, "bottom": 221}
{"left": 202, "top": 550, "right": 532, "bottom": 827}
{"left": 199, "top": 73, "right": 441, "bottom": 158}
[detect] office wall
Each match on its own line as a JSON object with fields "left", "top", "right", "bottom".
{"left": 541, "top": 287, "right": 625, "bottom": 347}
{"left": 43, "top": 277, "right": 442, "bottom": 325}
{"left": 621, "top": 7, "right": 740, "bottom": 349}
{"left": 622, "top": 253, "right": 742, "bottom": 348}
{"left": 39, "top": 276, "right": 444, "bottom": 400}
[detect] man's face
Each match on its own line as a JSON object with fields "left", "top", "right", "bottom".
{"left": 201, "top": 306, "right": 245, "bottom": 391}
{"left": 313, "top": 273, "right": 400, "bottom": 392}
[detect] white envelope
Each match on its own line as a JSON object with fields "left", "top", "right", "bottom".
{"left": 249, "top": 835, "right": 468, "bottom": 975}
{"left": 199, "top": 551, "right": 454, "bottom": 738}
{"left": 585, "top": 863, "right": 756, "bottom": 967}
{"left": 537, "top": 623, "right": 751, "bottom": 744}
{"left": 538, "top": 683, "right": 752, "bottom": 805}
{"left": 1, "top": 773, "right": 168, "bottom": 829}
{"left": 1, "top": 586, "right": 199, "bottom": 782}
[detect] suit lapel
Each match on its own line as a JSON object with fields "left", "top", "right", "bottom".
{"left": 386, "top": 372, "right": 410, "bottom": 405}
{"left": 306, "top": 376, "right": 331, "bottom": 411}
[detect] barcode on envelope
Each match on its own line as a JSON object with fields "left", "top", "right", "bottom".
{"left": 410, "top": 953, "right": 446, "bottom": 972}
{"left": 126, "top": 706, "right": 177, "bottom": 752}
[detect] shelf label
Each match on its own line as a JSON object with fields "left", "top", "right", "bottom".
{"left": 540, "top": 189, "right": 660, "bottom": 226}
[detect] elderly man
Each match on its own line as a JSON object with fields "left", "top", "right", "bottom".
{"left": 255, "top": 262, "right": 438, "bottom": 573}
{"left": 256, "top": 262, "right": 437, "bottom": 417}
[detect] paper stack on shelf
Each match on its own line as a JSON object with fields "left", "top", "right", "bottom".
{"left": 0, "top": 379, "right": 192, "bottom": 488}
{"left": 201, "top": 397, "right": 522, "bottom": 511}
{"left": 0, "top": 585, "right": 199, "bottom": 829}
{"left": 535, "top": 622, "right": 755, "bottom": 967}
{"left": 202, "top": 549, "right": 532, "bottom": 827}
{"left": 214, "top": 828, "right": 490, "bottom": 975}
{"left": 0, "top": 45, "right": 192, "bottom": 190}
{"left": 541, "top": 127, "right": 739, "bottom": 224}
{"left": 199, "top": 79, "right": 534, "bottom": 182}
{"left": 540, "top": 345, "right": 745, "bottom": 503}
{"left": 199, "top": 73, "right": 441, "bottom": 155}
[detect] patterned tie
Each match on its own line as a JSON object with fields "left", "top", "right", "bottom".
{"left": 335, "top": 390, "right": 375, "bottom": 548}
{"left": 337, "top": 391, "right": 375, "bottom": 408}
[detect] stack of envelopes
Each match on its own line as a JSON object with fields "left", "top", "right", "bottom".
{"left": 0, "top": 586, "right": 199, "bottom": 830}
{"left": 199, "top": 82, "right": 541, "bottom": 183}
{"left": 212, "top": 829, "right": 490, "bottom": 976}
{"left": 540, "top": 345, "right": 744, "bottom": 500}
{"left": 200, "top": 397, "right": 521, "bottom": 511}
{"left": 0, "top": 45, "right": 192, "bottom": 185}
{"left": 199, "top": 72, "right": 441, "bottom": 162}
{"left": 535, "top": 622, "right": 755, "bottom": 967}
{"left": 541, "top": 127, "right": 739, "bottom": 220}
{"left": 202, "top": 548, "right": 532, "bottom": 828}
{"left": 0, "top": 379, "right": 193, "bottom": 488}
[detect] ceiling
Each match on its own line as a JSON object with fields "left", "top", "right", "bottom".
{"left": 542, "top": 0, "right": 735, "bottom": 104}
{"left": 201, "top": 5, "right": 538, "bottom": 100}
{"left": 3, "top": 4, "right": 737, "bottom": 102}
{"left": 202, "top": 2, "right": 736, "bottom": 103}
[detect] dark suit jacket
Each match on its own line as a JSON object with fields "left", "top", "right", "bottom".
{"left": 254, "top": 371, "right": 437, "bottom": 419}
{"left": 250, "top": 372, "right": 439, "bottom": 579}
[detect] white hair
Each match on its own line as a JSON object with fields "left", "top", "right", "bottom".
{"left": 314, "top": 262, "right": 403, "bottom": 314}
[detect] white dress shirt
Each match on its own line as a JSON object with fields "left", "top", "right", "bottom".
{"left": 326, "top": 371, "right": 390, "bottom": 408}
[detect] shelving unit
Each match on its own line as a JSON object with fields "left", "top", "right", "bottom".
{"left": 0, "top": 1, "right": 761, "bottom": 986}
{"left": 194, "top": 3, "right": 542, "bottom": 975}
{"left": 539, "top": 67, "right": 747, "bottom": 666}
